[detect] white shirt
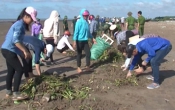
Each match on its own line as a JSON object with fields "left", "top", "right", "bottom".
{"left": 57, "top": 35, "right": 75, "bottom": 51}
{"left": 124, "top": 38, "right": 145, "bottom": 67}
{"left": 43, "top": 11, "right": 60, "bottom": 44}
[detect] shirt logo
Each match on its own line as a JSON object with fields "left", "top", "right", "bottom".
{"left": 13, "top": 31, "right": 20, "bottom": 37}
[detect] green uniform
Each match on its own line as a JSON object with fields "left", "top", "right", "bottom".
{"left": 63, "top": 19, "right": 69, "bottom": 31}
{"left": 72, "top": 19, "right": 76, "bottom": 33}
{"left": 116, "top": 23, "right": 121, "bottom": 31}
{"left": 103, "top": 24, "right": 110, "bottom": 34}
{"left": 138, "top": 15, "right": 145, "bottom": 36}
{"left": 126, "top": 16, "right": 136, "bottom": 30}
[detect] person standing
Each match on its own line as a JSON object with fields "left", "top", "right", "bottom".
{"left": 137, "top": 11, "right": 145, "bottom": 36}
{"left": 31, "top": 18, "right": 45, "bottom": 66}
{"left": 73, "top": 9, "right": 96, "bottom": 73}
{"left": 63, "top": 15, "right": 69, "bottom": 32}
{"left": 89, "top": 15, "right": 97, "bottom": 38}
{"left": 43, "top": 10, "right": 60, "bottom": 64}
{"left": 125, "top": 12, "right": 137, "bottom": 31}
{"left": 72, "top": 16, "right": 77, "bottom": 33}
{"left": 95, "top": 15, "right": 100, "bottom": 31}
{"left": 1, "top": 6, "right": 37, "bottom": 100}
{"left": 31, "top": 18, "right": 43, "bottom": 38}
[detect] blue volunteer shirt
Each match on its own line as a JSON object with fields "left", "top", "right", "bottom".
{"left": 1, "top": 19, "right": 26, "bottom": 55}
{"left": 23, "top": 36, "right": 45, "bottom": 64}
{"left": 129, "top": 37, "right": 171, "bottom": 70}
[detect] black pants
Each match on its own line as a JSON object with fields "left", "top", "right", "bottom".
{"left": 21, "top": 57, "right": 32, "bottom": 78}
{"left": 76, "top": 41, "right": 91, "bottom": 67}
{"left": 45, "top": 39, "right": 55, "bottom": 62}
{"left": 1, "top": 49, "right": 23, "bottom": 92}
{"left": 57, "top": 45, "right": 69, "bottom": 53}
{"left": 125, "top": 31, "right": 135, "bottom": 44}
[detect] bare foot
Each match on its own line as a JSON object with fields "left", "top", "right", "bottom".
{"left": 62, "top": 51, "right": 67, "bottom": 54}
{"left": 77, "top": 67, "right": 82, "bottom": 73}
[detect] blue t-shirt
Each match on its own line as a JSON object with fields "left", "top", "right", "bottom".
{"left": 23, "top": 36, "right": 46, "bottom": 64}
{"left": 1, "top": 19, "right": 26, "bottom": 55}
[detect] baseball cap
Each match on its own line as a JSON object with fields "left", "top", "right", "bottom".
{"left": 25, "top": 6, "right": 37, "bottom": 21}
{"left": 126, "top": 44, "right": 136, "bottom": 58}
{"left": 46, "top": 44, "right": 54, "bottom": 57}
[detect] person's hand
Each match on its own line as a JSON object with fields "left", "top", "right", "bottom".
{"left": 121, "top": 64, "right": 128, "bottom": 71}
{"left": 24, "top": 51, "right": 32, "bottom": 59}
{"left": 73, "top": 42, "right": 76, "bottom": 49}
{"left": 142, "top": 61, "right": 147, "bottom": 66}
{"left": 40, "top": 58, "right": 46, "bottom": 62}
{"left": 92, "top": 38, "right": 97, "bottom": 44}
{"left": 121, "top": 64, "right": 125, "bottom": 69}
{"left": 134, "top": 67, "right": 144, "bottom": 74}
{"left": 126, "top": 71, "right": 132, "bottom": 78}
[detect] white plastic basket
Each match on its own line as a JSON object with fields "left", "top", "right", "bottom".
{"left": 101, "top": 34, "right": 114, "bottom": 45}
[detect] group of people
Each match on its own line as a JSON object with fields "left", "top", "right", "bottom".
{"left": 109, "top": 11, "right": 171, "bottom": 89}
{"left": 0, "top": 7, "right": 96, "bottom": 101}
{"left": 0, "top": 6, "right": 172, "bottom": 101}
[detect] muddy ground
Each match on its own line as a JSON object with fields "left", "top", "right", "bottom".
{"left": 0, "top": 20, "right": 174, "bottom": 110}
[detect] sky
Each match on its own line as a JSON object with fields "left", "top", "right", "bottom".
{"left": 0, "top": 0, "right": 175, "bottom": 19}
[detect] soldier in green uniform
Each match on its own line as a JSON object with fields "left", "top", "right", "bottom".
{"left": 103, "top": 24, "right": 110, "bottom": 35}
{"left": 137, "top": 11, "right": 145, "bottom": 36}
{"left": 72, "top": 16, "right": 77, "bottom": 33}
{"left": 95, "top": 15, "right": 100, "bottom": 31}
{"left": 125, "top": 12, "right": 137, "bottom": 31}
{"left": 63, "top": 16, "right": 69, "bottom": 32}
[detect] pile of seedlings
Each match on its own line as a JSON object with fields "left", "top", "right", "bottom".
{"left": 20, "top": 75, "right": 91, "bottom": 102}
{"left": 98, "top": 47, "right": 123, "bottom": 63}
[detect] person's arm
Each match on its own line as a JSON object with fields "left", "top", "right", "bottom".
{"left": 125, "top": 58, "right": 132, "bottom": 68}
{"left": 64, "top": 38, "right": 75, "bottom": 51}
{"left": 12, "top": 25, "right": 31, "bottom": 59}
{"left": 137, "top": 18, "right": 140, "bottom": 30}
{"left": 125, "top": 18, "right": 128, "bottom": 30}
{"left": 34, "top": 49, "right": 42, "bottom": 75}
{"left": 90, "top": 21, "right": 93, "bottom": 34}
{"left": 129, "top": 53, "right": 141, "bottom": 71}
{"left": 53, "top": 20, "right": 59, "bottom": 44}
{"left": 116, "top": 34, "right": 121, "bottom": 45}
{"left": 31, "top": 24, "right": 35, "bottom": 36}
{"left": 73, "top": 21, "right": 80, "bottom": 41}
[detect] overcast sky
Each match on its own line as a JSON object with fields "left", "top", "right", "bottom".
{"left": 0, "top": 0, "right": 174, "bottom": 19}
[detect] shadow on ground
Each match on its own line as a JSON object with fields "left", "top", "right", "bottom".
{"left": 139, "top": 70, "right": 175, "bottom": 84}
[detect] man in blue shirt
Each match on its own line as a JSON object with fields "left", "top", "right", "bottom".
{"left": 126, "top": 37, "right": 172, "bottom": 89}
